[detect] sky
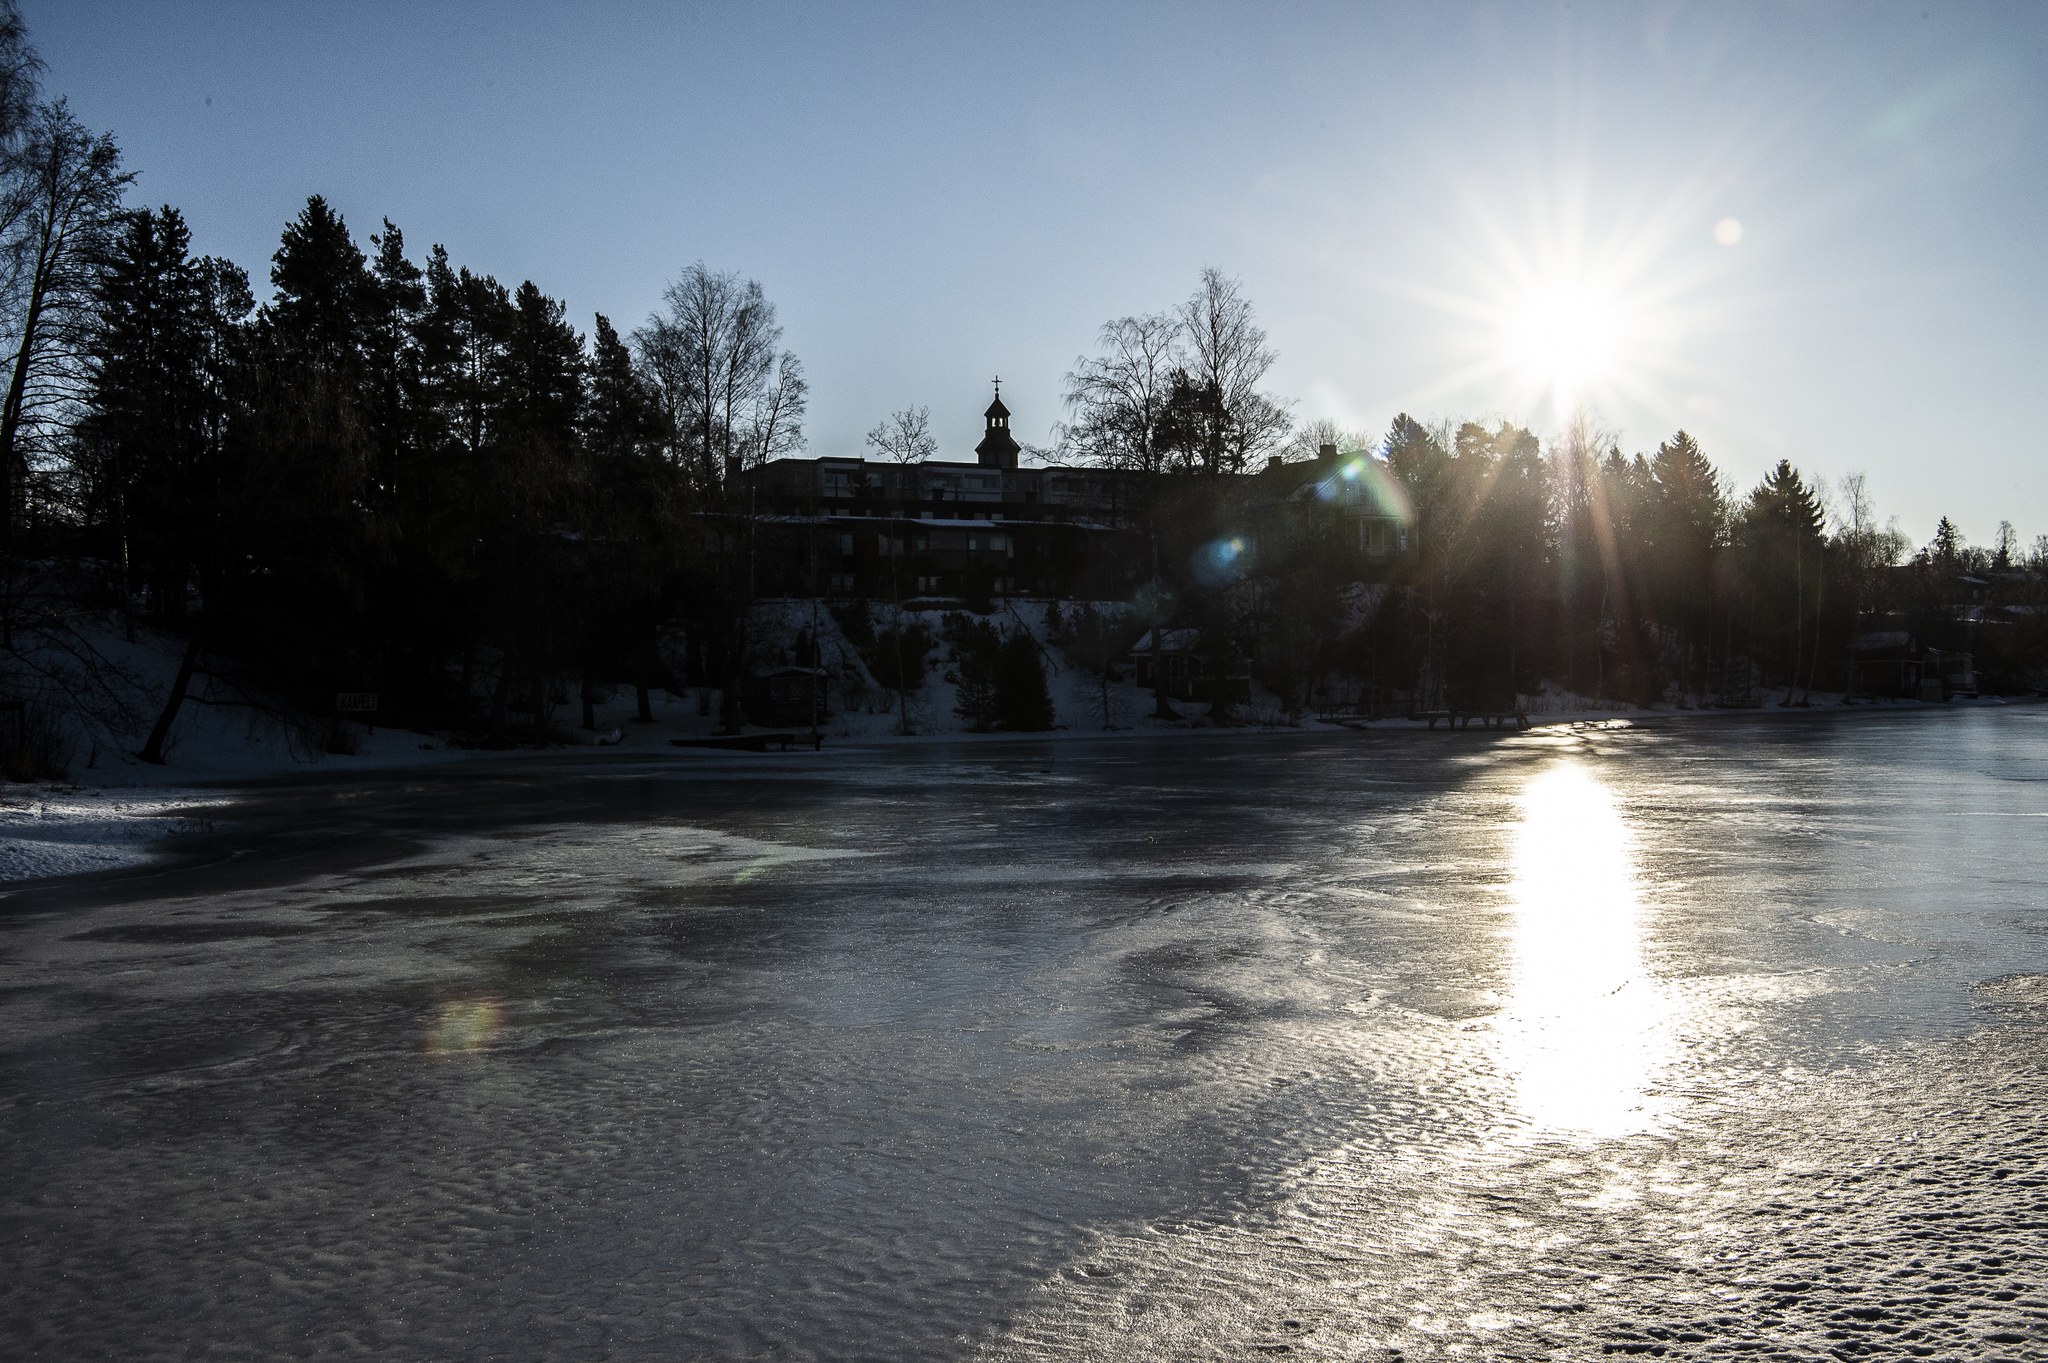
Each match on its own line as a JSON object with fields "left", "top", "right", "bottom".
{"left": 37, "top": 1, "right": 2048, "bottom": 546}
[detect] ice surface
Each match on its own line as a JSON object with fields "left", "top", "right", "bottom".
{"left": 2, "top": 708, "right": 2045, "bottom": 1360}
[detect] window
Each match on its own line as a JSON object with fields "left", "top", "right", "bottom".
{"left": 837, "top": 533, "right": 855, "bottom": 557}
{"left": 828, "top": 572, "right": 856, "bottom": 595}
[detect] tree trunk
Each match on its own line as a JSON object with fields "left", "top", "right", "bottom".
{"left": 138, "top": 632, "right": 202, "bottom": 765}
{"left": 1152, "top": 627, "right": 1173, "bottom": 719}
{"left": 580, "top": 669, "right": 596, "bottom": 731}
{"left": 487, "top": 670, "right": 510, "bottom": 740}
{"left": 0, "top": 257, "right": 48, "bottom": 567}
{"left": 635, "top": 678, "right": 653, "bottom": 723}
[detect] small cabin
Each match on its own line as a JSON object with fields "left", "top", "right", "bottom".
{"left": 1128, "top": 628, "right": 1251, "bottom": 705}
{"left": 1848, "top": 632, "right": 1975, "bottom": 700}
{"left": 743, "top": 668, "right": 828, "bottom": 728}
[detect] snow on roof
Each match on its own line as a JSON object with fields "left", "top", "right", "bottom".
{"left": 1129, "top": 628, "right": 1202, "bottom": 654}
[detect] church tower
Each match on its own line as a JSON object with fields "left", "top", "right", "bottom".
{"left": 974, "top": 378, "right": 1021, "bottom": 471}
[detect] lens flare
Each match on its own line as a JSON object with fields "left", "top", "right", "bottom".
{"left": 1310, "top": 455, "right": 1414, "bottom": 527}
{"left": 426, "top": 999, "right": 504, "bottom": 1055}
{"left": 1190, "top": 535, "right": 1251, "bottom": 586}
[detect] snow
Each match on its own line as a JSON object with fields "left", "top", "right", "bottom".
{"left": 0, "top": 788, "right": 220, "bottom": 883}
{"left": 4, "top": 597, "right": 2030, "bottom": 884}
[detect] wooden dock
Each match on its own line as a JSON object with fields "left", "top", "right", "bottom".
{"left": 670, "top": 732, "right": 822, "bottom": 753}
{"left": 1411, "top": 710, "right": 1531, "bottom": 732}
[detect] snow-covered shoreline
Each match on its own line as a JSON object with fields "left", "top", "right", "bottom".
{"left": 7, "top": 597, "right": 2037, "bottom": 884}
{"left": 0, "top": 787, "right": 228, "bottom": 884}
{"left": 6, "top": 689, "right": 2032, "bottom": 886}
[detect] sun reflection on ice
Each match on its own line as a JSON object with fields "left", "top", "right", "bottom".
{"left": 1500, "top": 762, "right": 1671, "bottom": 1137}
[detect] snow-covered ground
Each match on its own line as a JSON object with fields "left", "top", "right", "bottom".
{"left": 0, "top": 787, "right": 223, "bottom": 883}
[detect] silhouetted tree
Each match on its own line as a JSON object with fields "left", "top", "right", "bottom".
{"left": 866, "top": 404, "right": 936, "bottom": 463}
{"left": 1174, "top": 267, "right": 1289, "bottom": 474}
{"left": 995, "top": 627, "right": 1053, "bottom": 730}
{"left": 0, "top": 101, "right": 128, "bottom": 577}
{"left": 1059, "top": 311, "right": 1180, "bottom": 475}
{"left": 1647, "top": 430, "right": 1726, "bottom": 702}
{"left": 1736, "top": 459, "right": 1826, "bottom": 693}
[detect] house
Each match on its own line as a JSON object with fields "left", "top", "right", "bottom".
{"left": 740, "top": 393, "right": 1418, "bottom": 608}
{"left": 1272, "top": 443, "right": 1412, "bottom": 557}
{"left": 1128, "top": 627, "right": 1252, "bottom": 705}
{"left": 740, "top": 384, "right": 1149, "bottom": 602}
{"left": 742, "top": 667, "right": 829, "bottom": 728}
{"left": 1848, "top": 631, "right": 1975, "bottom": 700}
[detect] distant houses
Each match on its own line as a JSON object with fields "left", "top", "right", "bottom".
{"left": 738, "top": 387, "right": 1413, "bottom": 608}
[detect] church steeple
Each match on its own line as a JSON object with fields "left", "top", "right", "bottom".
{"left": 974, "top": 376, "right": 1020, "bottom": 470}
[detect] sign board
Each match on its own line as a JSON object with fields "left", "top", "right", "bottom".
{"left": 335, "top": 692, "right": 379, "bottom": 713}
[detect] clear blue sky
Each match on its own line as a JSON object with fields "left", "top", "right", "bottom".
{"left": 40, "top": 1, "right": 2048, "bottom": 546}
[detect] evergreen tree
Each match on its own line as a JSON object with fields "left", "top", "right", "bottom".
{"left": 585, "top": 313, "right": 663, "bottom": 465}
{"left": 1738, "top": 460, "right": 1826, "bottom": 691}
{"left": 1929, "top": 516, "right": 1963, "bottom": 566}
{"left": 362, "top": 218, "right": 425, "bottom": 505}
{"left": 417, "top": 248, "right": 513, "bottom": 461}
{"left": 1647, "top": 430, "right": 1727, "bottom": 700}
{"left": 995, "top": 628, "right": 1054, "bottom": 730}
{"left": 79, "top": 206, "right": 209, "bottom": 618}
{"left": 584, "top": 312, "right": 676, "bottom": 722}
{"left": 265, "top": 195, "right": 369, "bottom": 371}
{"left": 503, "top": 280, "right": 584, "bottom": 453}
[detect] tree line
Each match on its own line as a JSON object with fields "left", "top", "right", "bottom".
{"left": 0, "top": 7, "right": 825, "bottom": 753}
{"left": 0, "top": 0, "right": 2040, "bottom": 771}
{"left": 1055, "top": 289, "right": 2047, "bottom": 716}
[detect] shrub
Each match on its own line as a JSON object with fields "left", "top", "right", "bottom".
{"left": 0, "top": 703, "right": 71, "bottom": 782}
{"left": 947, "top": 614, "right": 1003, "bottom": 729}
{"left": 831, "top": 600, "right": 875, "bottom": 651}
{"left": 995, "top": 630, "right": 1054, "bottom": 731}
{"left": 870, "top": 621, "right": 933, "bottom": 695}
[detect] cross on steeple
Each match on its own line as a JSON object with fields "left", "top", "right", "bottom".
{"left": 977, "top": 376, "right": 1020, "bottom": 470}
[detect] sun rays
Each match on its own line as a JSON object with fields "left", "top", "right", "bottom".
{"left": 1372, "top": 151, "right": 1754, "bottom": 434}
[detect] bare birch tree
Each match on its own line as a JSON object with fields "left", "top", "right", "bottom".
{"left": 1175, "top": 267, "right": 1289, "bottom": 474}
{"left": 865, "top": 404, "right": 935, "bottom": 464}
{"left": 634, "top": 263, "right": 792, "bottom": 499}
{"left": 0, "top": 100, "right": 129, "bottom": 578}
{"left": 1058, "top": 311, "right": 1181, "bottom": 474}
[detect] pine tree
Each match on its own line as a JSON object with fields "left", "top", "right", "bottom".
{"left": 80, "top": 206, "right": 210, "bottom": 618}
{"left": 1739, "top": 460, "right": 1826, "bottom": 692}
{"left": 503, "top": 280, "right": 584, "bottom": 454}
{"left": 995, "top": 628, "right": 1054, "bottom": 730}
{"left": 417, "top": 248, "right": 514, "bottom": 461}
{"left": 362, "top": 218, "right": 425, "bottom": 504}
{"left": 1929, "top": 516, "right": 1963, "bottom": 566}
{"left": 585, "top": 313, "right": 662, "bottom": 465}
{"left": 1647, "top": 430, "right": 1727, "bottom": 700}
{"left": 265, "top": 195, "right": 369, "bottom": 371}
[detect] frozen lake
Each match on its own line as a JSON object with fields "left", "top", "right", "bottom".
{"left": 4, "top": 709, "right": 2046, "bottom": 1360}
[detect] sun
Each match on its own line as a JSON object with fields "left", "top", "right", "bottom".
{"left": 1369, "top": 164, "right": 1744, "bottom": 435}
{"left": 1505, "top": 282, "right": 1625, "bottom": 413}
